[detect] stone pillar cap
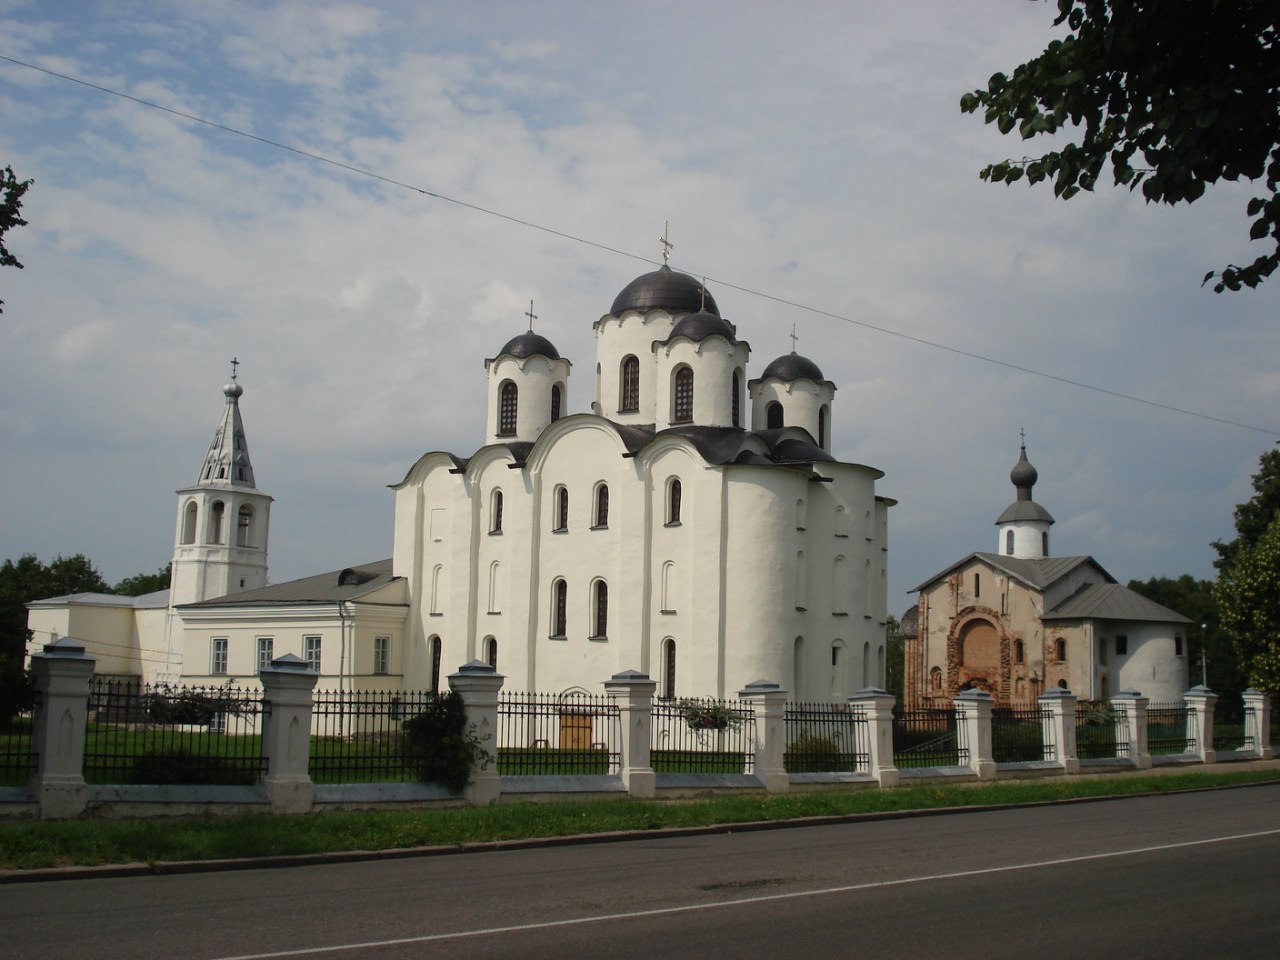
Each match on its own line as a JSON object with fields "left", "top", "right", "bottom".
{"left": 42, "top": 636, "right": 90, "bottom": 657}
{"left": 1113, "top": 688, "right": 1145, "bottom": 699}
{"left": 609, "top": 669, "right": 653, "bottom": 683}
{"left": 1185, "top": 684, "right": 1216, "bottom": 697}
{"left": 740, "top": 679, "right": 783, "bottom": 694}
{"left": 1039, "top": 688, "right": 1075, "bottom": 700}
{"left": 851, "top": 687, "right": 894, "bottom": 699}
{"left": 453, "top": 660, "right": 497, "bottom": 676}
{"left": 267, "top": 653, "right": 313, "bottom": 672}
{"left": 956, "top": 688, "right": 994, "bottom": 701}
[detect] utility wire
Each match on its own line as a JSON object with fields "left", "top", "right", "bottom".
{"left": 4, "top": 53, "right": 1277, "bottom": 437}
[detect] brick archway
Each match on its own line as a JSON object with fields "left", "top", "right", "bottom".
{"left": 946, "top": 607, "right": 1010, "bottom": 702}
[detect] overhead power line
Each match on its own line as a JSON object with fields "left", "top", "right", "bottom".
{"left": 3, "top": 53, "right": 1277, "bottom": 437}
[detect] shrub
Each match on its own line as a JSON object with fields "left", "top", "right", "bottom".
{"left": 400, "top": 691, "right": 491, "bottom": 792}
{"left": 785, "top": 731, "right": 848, "bottom": 773}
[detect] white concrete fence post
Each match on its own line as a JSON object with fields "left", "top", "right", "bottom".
{"left": 850, "top": 688, "right": 899, "bottom": 788}
{"left": 449, "top": 660, "right": 505, "bottom": 806}
{"left": 1242, "top": 688, "right": 1273, "bottom": 760}
{"left": 1038, "top": 688, "right": 1079, "bottom": 774}
{"left": 604, "top": 670, "right": 657, "bottom": 798}
{"left": 1184, "top": 685, "right": 1217, "bottom": 764}
{"left": 28, "top": 637, "right": 95, "bottom": 819}
{"left": 739, "top": 680, "right": 789, "bottom": 794}
{"left": 259, "top": 653, "right": 319, "bottom": 814}
{"left": 1111, "top": 689, "right": 1151, "bottom": 769}
{"left": 955, "top": 689, "right": 996, "bottom": 779}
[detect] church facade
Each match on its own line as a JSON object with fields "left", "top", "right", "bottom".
{"left": 29, "top": 263, "right": 893, "bottom": 702}
{"left": 903, "top": 444, "right": 1191, "bottom": 707}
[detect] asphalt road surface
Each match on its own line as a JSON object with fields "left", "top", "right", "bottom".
{"left": 5, "top": 784, "right": 1279, "bottom": 959}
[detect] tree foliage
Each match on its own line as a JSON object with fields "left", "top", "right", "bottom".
{"left": 0, "top": 164, "right": 33, "bottom": 313}
{"left": 114, "top": 564, "right": 172, "bottom": 597}
{"left": 961, "top": 0, "right": 1280, "bottom": 292}
{"left": 1215, "top": 518, "right": 1280, "bottom": 696}
{"left": 1212, "top": 447, "right": 1280, "bottom": 570}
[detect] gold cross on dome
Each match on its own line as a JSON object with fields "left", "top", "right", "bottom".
{"left": 789, "top": 323, "right": 799, "bottom": 353}
{"left": 525, "top": 300, "right": 538, "bottom": 331}
{"left": 659, "top": 220, "right": 674, "bottom": 264}
{"left": 700, "top": 277, "right": 707, "bottom": 310}
{"left": 230, "top": 357, "right": 239, "bottom": 381}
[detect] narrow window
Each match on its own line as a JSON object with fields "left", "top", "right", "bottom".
{"left": 592, "top": 580, "right": 608, "bottom": 638}
{"left": 1174, "top": 634, "right": 1184, "bottom": 656}
{"left": 211, "top": 637, "right": 228, "bottom": 676}
{"left": 1115, "top": 635, "right": 1128, "bottom": 657}
{"left": 619, "top": 355, "right": 640, "bottom": 413}
{"left": 1055, "top": 638, "right": 1066, "bottom": 663}
{"left": 731, "top": 371, "right": 742, "bottom": 427}
{"left": 209, "top": 500, "right": 226, "bottom": 544}
{"left": 672, "top": 365, "right": 693, "bottom": 423}
{"left": 974, "top": 573, "right": 981, "bottom": 598}
{"left": 237, "top": 504, "right": 254, "bottom": 547}
{"left": 930, "top": 666, "right": 942, "bottom": 691}
{"left": 485, "top": 636, "right": 498, "bottom": 669}
{"left": 550, "top": 383, "right": 563, "bottom": 422}
{"left": 498, "top": 380, "right": 518, "bottom": 436}
{"left": 304, "top": 635, "right": 322, "bottom": 672}
{"left": 429, "top": 635, "right": 442, "bottom": 691}
{"left": 490, "top": 490, "right": 503, "bottom": 533}
{"left": 256, "top": 637, "right": 274, "bottom": 672}
{"left": 667, "top": 478, "right": 682, "bottom": 524}
{"left": 662, "top": 638, "right": 677, "bottom": 700}
{"left": 1006, "top": 529, "right": 1015, "bottom": 555}
{"left": 594, "top": 483, "right": 609, "bottom": 528}
{"left": 553, "top": 485, "right": 568, "bottom": 531}
{"left": 1014, "top": 639, "right": 1025, "bottom": 664}
{"left": 861, "top": 641, "right": 870, "bottom": 688}
{"left": 487, "top": 561, "right": 501, "bottom": 614}
{"left": 552, "top": 579, "right": 568, "bottom": 637}
{"left": 181, "top": 501, "right": 198, "bottom": 544}
{"left": 766, "top": 401, "right": 783, "bottom": 429}
{"left": 374, "top": 636, "right": 390, "bottom": 675}
{"left": 1041, "top": 531, "right": 1049, "bottom": 556}
{"left": 818, "top": 404, "right": 829, "bottom": 448}
{"left": 661, "top": 561, "right": 676, "bottom": 612}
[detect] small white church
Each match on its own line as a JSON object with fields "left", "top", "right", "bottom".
{"left": 29, "top": 259, "right": 894, "bottom": 701}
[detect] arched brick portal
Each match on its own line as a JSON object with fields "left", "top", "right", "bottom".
{"left": 946, "top": 608, "right": 1009, "bottom": 701}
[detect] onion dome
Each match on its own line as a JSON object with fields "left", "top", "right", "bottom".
{"left": 496, "top": 331, "right": 560, "bottom": 361}
{"left": 996, "top": 442, "right": 1054, "bottom": 523}
{"left": 759, "top": 352, "right": 825, "bottom": 383}
{"left": 610, "top": 265, "right": 719, "bottom": 317}
{"left": 668, "top": 309, "right": 737, "bottom": 344}
{"left": 1010, "top": 443, "right": 1038, "bottom": 491}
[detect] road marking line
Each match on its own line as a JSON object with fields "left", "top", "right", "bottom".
{"left": 209, "top": 827, "right": 1280, "bottom": 959}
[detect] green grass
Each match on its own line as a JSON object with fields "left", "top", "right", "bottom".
{"left": 2, "top": 768, "right": 1277, "bottom": 872}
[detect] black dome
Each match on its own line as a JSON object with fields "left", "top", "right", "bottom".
{"left": 760, "top": 352, "right": 825, "bottom": 383}
{"left": 611, "top": 265, "right": 719, "bottom": 317}
{"left": 497, "top": 331, "right": 560, "bottom": 360}
{"left": 1010, "top": 445, "right": 1038, "bottom": 489}
{"left": 668, "top": 309, "right": 736, "bottom": 344}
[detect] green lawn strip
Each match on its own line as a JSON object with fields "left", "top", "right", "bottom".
{"left": 1, "top": 768, "right": 1277, "bottom": 872}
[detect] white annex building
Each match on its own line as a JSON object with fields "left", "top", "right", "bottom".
{"left": 902, "top": 443, "right": 1191, "bottom": 707}
{"left": 29, "top": 263, "right": 894, "bottom": 701}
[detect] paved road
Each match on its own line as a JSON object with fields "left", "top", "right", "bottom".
{"left": 6, "top": 785, "right": 1279, "bottom": 959}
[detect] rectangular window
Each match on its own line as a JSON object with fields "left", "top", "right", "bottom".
{"left": 1175, "top": 634, "right": 1184, "bottom": 656}
{"left": 1115, "top": 635, "right": 1128, "bottom": 657}
{"left": 374, "top": 636, "right": 390, "bottom": 675}
{"left": 304, "top": 635, "right": 322, "bottom": 672}
{"left": 256, "top": 636, "right": 274, "bottom": 672}
{"left": 210, "top": 637, "right": 228, "bottom": 676}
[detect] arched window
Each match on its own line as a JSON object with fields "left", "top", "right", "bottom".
{"left": 484, "top": 636, "right": 498, "bottom": 669}
{"left": 181, "top": 501, "right": 198, "bottom": 544}
{"left": 661, "top": 561, "right": 676, "bottom": 612}
{"left": 1055, "top": 638, "right": 1067, "bottom": 663}
{"left": 731, "top": 371, "right": 742, "bottom": 427}
{"left": 553, "top": 485, "right": 568, "bottom": 531}
{"left": 237, "top": 504, "right": 254, "bottom": 547}
{"left": 796, "top": 499, "right": 807, "bottom": 530}
{"left": 1005, "top": 529, "right": 1015, "bottom": 555}
{"left": 1042, "top": 531, "right": 1049, "bottom": 556}
{"left": 1014, "top": 639, "right": 1025, "bottom": 664}
{"left": 818, "top": 404, "right": 829, "bottom": 448}
{"left": 552, "top": 579, "right": 567, "bottom": 638}
{"left": 487, "top": 561, "right": 501, "bottom": 614}
{"left": 490, "top": 490, "right": 503, "bottom": 533}
{"left": 591, "top": 580, "right": 608, "bottom": 638}
{"left": 593, "top": 483, "right": 609, "bottom": 528}
{"left": 498, "top": 380, "right": 518, "bottom": 436}
{"left": 430, "top": 565, "right": 444, "bottom": 615}
{"left": 429, "top": 635, "right": 442, "bottom": 692}
{"left": 619, "top": 355, "right": 640, "bottom": 413}
{"left": 930, "top": 666, "right": 943, "bottom": 691}
{"left": 209, "top": 500, "right": 226, "bottom": 544}
{"left": 666, "top": 478, "right": 682, "bottom": 524}
{"left": 861, "top": 641, "right": 870, "bottom": 689}
{"left": 672, "top": 365, "right": 694, "bottom": 423}
{"left": 766, "top": 401, "right": 783, "bottom": 429}
{"left": 974, "top": 573, "right": 981, "bottom": 598}
{"left": 662, "top": 638, "right": 677, "bottom": 700}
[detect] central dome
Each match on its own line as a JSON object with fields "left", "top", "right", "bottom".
{"left": 611, "top": 266, "right": 719, "bottom": 317}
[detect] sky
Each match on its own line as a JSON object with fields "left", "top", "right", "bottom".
{"left": 2, "top": 0, "right": 1277, "bottom": 617}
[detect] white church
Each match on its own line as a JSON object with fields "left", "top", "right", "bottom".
{"left": 28, "top": 260, "right": 894, "bottom": 701}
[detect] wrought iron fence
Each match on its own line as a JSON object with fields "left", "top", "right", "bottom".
{"left": 0, "top": 697, "right": 38, "bottom": 788}
{"left": 1075, "top": 701, "right": 1130, "bottom": 760}
{"left": 1147, "top": 701, "right": 1193, "bottom": 755}
{"left": 651, "top": 697, "right": 755, "bottom": 774}
{"left": 310, "top": 689, "right": 453, "bottom": 783}
{"left": 992, "top": 705, "right": 1053, "bottom": 762}
{"left": 1212, "top": 701, "right": 1254, "bottom": 751}
{"left": 83, "top": 677, "right": 266, "bottom": 785}
{"left": 497, "top": 691, "right": 621, "bottom": 775}
{"left": 784, "top": 702, "right": 869, "bottom": 773}
{"left": 893, "top": 707, "right": 968, "bottom": 767}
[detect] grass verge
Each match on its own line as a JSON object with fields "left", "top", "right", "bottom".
{"left": 1, "top": 768, "right": 1277, "bottom": 872}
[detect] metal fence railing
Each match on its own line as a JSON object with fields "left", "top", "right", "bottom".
{"left": 1147, "top": 702, "right": 1194, "bottom": 756}
{"left": 1075, "top": 701, "right": 1130, "bottom": 760}
{"left": 83, "top": 678, "right": 267, "bottom": 785}
{"left": 1213, "top": 701, "right": 1254, "bottom": 752}
{"left": 0, "top": 700, "right": 38, "bottom": 788}
{"left": 651, "top": 697, "right": 755, "bottom": 774}
{"left": 992, "top": 705, "right": 1053, "bottom": 762}
{"left": 784, "top": 702, "right": 869, "bottom": 773}
{"left": 309, "top": 689, "right": 449, "bottom": 783}
{"left": 893, "top": 707, "right": 968, "bottom": 768}
{"left": 497, "top": 691, "right": 621, "bottom": 775}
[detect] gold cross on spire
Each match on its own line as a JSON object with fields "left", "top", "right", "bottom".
{"left": 525, "top": 300, "right": 538, "bottom": 332}
{"left": 700, "top": 277, "right": 707, "bottom": 311}
{"left": 230, "top": 357, "right": 239, "bottom": 381}
{"left": 789, "top": 323, "right": 799, "bottom": 353}
{"left": 659, "top": 220, "right": 674, "bottom": 264}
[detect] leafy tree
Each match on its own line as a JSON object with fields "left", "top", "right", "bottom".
{"left": 114, "top": 564, "right": 172, "bottom": 597}
{"left": 883, "top": 614, "right": 904, "bottom": 703}
{"left": 1215, "top": 518, "right": 1280, "bottom": 696}
{"left": 1212, "top": 447, "right": 1280, "bottom": 570}
{"left": 960, "top": 1, "right": 1280, "bottom": 292}
{"left": 1126, "top": 575, "right": 1243, "bottom": 699}
{"left": 0, "top": 164, "right": 33, "bottom": 313}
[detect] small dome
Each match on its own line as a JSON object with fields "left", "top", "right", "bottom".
{"left": 223, "top": 381, "right": 243, "bottom": 399}
{"left": 760, "top": 352, "right": 825, "bottom": 383}
{"left": 611, "top": 265, "right": 719, "bottom": 317}
{"left": 668, "top": 309, "right": 736, "bottom": 344}
{"left": 497, "top": 331, "right": 561, "bottom": 360}
{"left": 1010, "top": 444, "right": 1038, "bottom": 489}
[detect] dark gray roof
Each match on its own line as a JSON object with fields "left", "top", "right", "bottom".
{"left": 493, "top": 331, "right": 560, "bottom": 361}
{"left": 1045, "top": 583, "right": 1193, "bottom": 624}
{"left": 996, "top": 500, "right": 1055, "bottom": 523}
{"left": 756, "top": 352, "right": 826, "bottom": 384}
{"left": 997, "top": 443, "right": 1053, "bottom": 523}
{"left": 911, "top": 552, "right": 1108, "bottom": 594}
{"left": 179, "top": 559, "right": 403, "bottom": 608}
{"left": 898, "top": 605, "right": 918, "bottom": 638}
{"left": 610, "top": 266, "right": 718, "bottom": 317}
{"left": 666, "top": 309, "right": 737, "bottom": 344}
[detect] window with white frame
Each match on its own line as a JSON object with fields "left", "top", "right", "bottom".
{"left": 304, "top": 635, "right": 322, "bottom": 672}
{"left": 553, "top": 485, "right": 569, "bottom": 532}
{"left": 591, "top": 579, "right": 608, "bottom": 639}
{"left": 256, "top": 637, "right": 273, "bottom": 673}
{"left": 211, "top": 637, "right": 228, "bottom": 675}
{"left": 374, "top": 636, "right": 390, "bottom": 675}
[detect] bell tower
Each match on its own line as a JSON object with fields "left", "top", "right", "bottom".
{"left": 169, "top": 361, "right": 273, "bottom": 606}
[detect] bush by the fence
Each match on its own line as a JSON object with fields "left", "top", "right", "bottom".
{"left": 400, "top": 691, "right": 491, "bottom": 791}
